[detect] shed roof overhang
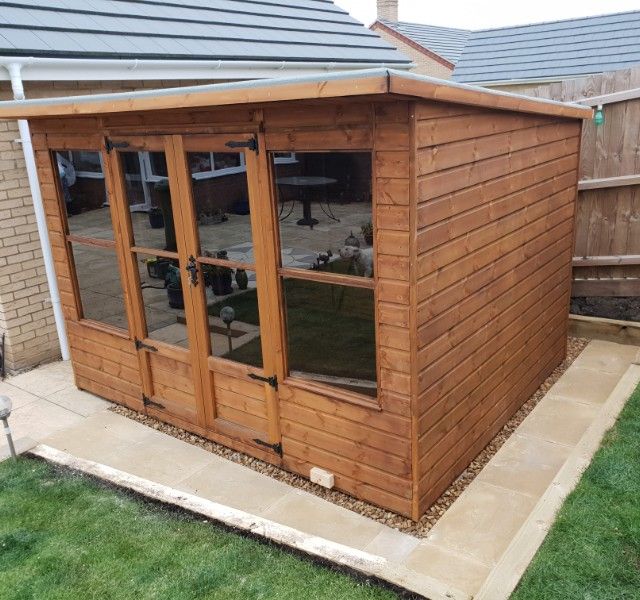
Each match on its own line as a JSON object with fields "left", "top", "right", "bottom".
{"left": 0, "top": 68, "right": 593, "bottom": 120}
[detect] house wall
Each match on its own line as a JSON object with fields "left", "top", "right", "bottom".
{"left": 0, "top": 78, "right": 211, "bottom": 373}
{"left": 412, "top": 100, "right": 582, "bottom": 513}
{"left": 370, "top": 24, "right": 453, "bottom": 79}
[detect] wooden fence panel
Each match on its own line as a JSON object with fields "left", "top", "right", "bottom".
{"left": 509, "top": 68, "right": 640, "bottom": 295}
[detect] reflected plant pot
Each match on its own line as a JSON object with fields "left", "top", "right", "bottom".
{"left": 235, "top": 268, "right": 249, "bottom": 290}
{"left": 211, "top": 273, "right": 233, "bottom": 296}
{"left": 149, "top": 209, "right": 165, "bottom": 229}
{"left": 166, "top": 282, "right": 184, "bottom": 309}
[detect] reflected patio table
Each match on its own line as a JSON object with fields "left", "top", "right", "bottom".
{"left": 276, "top": 176, "right": 337, "bottom": 228}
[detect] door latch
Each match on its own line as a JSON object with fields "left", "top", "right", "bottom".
{"left": 248, "top": 372, "right": 278, "bottom": 390}
{"left": 186, "top": 255, "right": 199, "bottom": 287}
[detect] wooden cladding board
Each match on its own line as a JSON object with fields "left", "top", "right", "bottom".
{"left": 413, "top": 99, "right": 581, "bottom": 515}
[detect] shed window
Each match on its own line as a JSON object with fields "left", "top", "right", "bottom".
{"left": 272, "top": 151, "right": 377, "bottom": 399}
{"left": 53, "top": 150, "right": 129, "bottom": 332}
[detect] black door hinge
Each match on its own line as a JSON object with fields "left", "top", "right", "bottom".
{"left": 105, "top": 139, "right": 130, "bottom": 154}
{"left": 253, "top": 438, "right": 283, "bottom": 457}
{"left": 248, "top": 372, "right": 278, "bottom": 390}
{"left": 135, "top": 338, "right": 158, "bottom": 352}
{"left": 225, "top": 136, "right": 258, "bottom": 154}
{"left": 142, "top": 395, "right": 165, "bottom": 409}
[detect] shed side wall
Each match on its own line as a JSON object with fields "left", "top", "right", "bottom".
{"left": 414, "top": 100, "right": 582, "bottom": 513}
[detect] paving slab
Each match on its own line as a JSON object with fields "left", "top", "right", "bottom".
{"left": 475, "top": 432, "right": 572, "bottom": 498}
{"left": 570, "top": 339, "right": 640, "bottom": 375}
{"left": 6, "top": 361, "right": 75, "bottom": 397}
{"left": 516, "top": 397, "right": 600, "bottom": 446}
{"left": 547, "top": 366, "right": 620, "bottom": 404}
{"left": 46, "top": 386, "right": 112, "bottom": 417}
{"left": 8, "top": 398, "right": 85, "bottom": 441}
{"left": 0, "top": 380, "right": 41, "bottom": 410}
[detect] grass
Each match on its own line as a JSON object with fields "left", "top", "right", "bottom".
{"left": 0, "top": 458, "right": 400, "bottom": 600}
{"left": 210, "top": 261, "right": 376, "bottom": 386}
{"left": 512, "top": 382, "right": 640, "bottom": 600}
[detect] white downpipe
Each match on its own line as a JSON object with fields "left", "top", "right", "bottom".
{"left": 6, "top": 63, "right": 70, "bottom": 361}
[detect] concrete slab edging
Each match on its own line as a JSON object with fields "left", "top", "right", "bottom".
{"left": 28, "top": 444, "right": 467, "bottom": 600}
{"left": 475, "top": 363, "right": 640, "bottom": 600}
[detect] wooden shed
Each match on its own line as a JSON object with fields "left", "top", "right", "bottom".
{"left": 0, "top": 69, "right": 591, "bottom": 520}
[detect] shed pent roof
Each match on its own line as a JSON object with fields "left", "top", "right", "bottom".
{"left": 0, "top": 69, "right": 592, "bottom": 120}
{"left": 0, "top": 0, "right": 410, "bottom": 65}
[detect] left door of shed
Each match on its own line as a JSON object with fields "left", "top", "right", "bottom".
{"left": 106, "top": 135, "right": 208, "bottom": 428}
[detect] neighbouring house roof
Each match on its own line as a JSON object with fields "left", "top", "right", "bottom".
{"left": 0, "top": 68, "right": 592, "bottom": 120}
{"left": 374, "top": 19, "right": 470, "bottom": 66}
{"left": 0, "top": 0, "right": 410, "bottom": 65}
{"left": 454, "top": 10, "right": 640, "bottom": 84}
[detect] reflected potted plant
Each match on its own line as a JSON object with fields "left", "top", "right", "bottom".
{"left": 165, "top": 263, "right": 184, "bottom": 309}
{"left": 210, "top": 250, "right": 234, "bottom": 296}
{"left": 361, "top": 221, "right": 374, "bottom": 246}
{"left": 148, "top": 206, "right": 164, "bottom": 229}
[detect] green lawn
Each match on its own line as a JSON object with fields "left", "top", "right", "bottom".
{"left": 210, "top": 261, "right": 376, "bottom": 392}
{"left": 512, "top": 382, "right": 640, "bottom": 599}
{"left": 0, "top": 458, "right": 399, "bottom": 600}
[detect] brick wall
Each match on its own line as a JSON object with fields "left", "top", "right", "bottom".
{"left": 371, "top": 25, "right": 454, "bottom": 79}
{"left": 0, "top": 78, "right": 212, "bottom": 373}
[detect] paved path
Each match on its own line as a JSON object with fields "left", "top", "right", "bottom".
{"left": 1, "top": 339, "right": 638, "bottom": 599}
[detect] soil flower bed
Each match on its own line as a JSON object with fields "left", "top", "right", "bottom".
{"left": 112, "top": 337, "right": 589, "bottom": 537}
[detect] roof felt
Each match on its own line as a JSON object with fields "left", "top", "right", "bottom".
{"left": 378, "top": 19, "right": 470, "bottom": 65}
{"left": 0, "top": 0, "right": 411, "bottom": 64}
{"left": 453, "top": 10, "right": 640, "bottom": 83}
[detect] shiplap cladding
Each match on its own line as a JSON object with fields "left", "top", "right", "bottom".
{"left": 413, "top": 100, "right": 581, "bottom": 513}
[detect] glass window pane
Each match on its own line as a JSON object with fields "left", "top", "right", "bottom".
{"left": 70, "top": 151, "right": 102, "bottom": 174}
{"left": 282, "top": 277, "right": 376, "bottom": 398}
{"left": 121, "top": 151, "right": 178, "bottom": 252}
{"left": 54, "top": 151, "right": 112, "bottom": 240}
{"left": 206, "top": 269, "right": 263, "bottom": 368}
{"left": 213, "top": 153, "right": 241, "bottom": 170}
{"left": 135, "top": 252, "right": 189, "bottom": 348}
{"left": 189, "top": 152, "right": 212, "bottom": 174}
{"left": 70, "top": 243, "right": 128, "bottom": 330}
{"left": 186, "top": 151, "right": 253, "bottom": 262}
{"left": 272, "top": 152, "right": 373, "bottom": 278}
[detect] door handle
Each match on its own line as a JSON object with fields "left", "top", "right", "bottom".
{"left": 186, "top": 255, "right": 199, "bottom": 287}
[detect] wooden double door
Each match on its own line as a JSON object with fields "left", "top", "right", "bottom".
{"left": 107, "top": 133, "right": 284, "bottom": 458}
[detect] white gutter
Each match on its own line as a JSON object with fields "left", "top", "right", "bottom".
{"left": 0, "top": 56, "right": 414, "bottom": 82}
{"left": 5, "top": 62, "right": 70, "bottom": 361}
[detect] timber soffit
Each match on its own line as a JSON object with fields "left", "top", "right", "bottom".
{"left": 0, "top": 68, "right": 592, "bottom": 120}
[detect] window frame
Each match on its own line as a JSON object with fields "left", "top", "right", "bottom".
{"left": 65, "top": 150, "right": 105, "bottom": 179}
{"left": 268, "top": 148, "right": 379, "bottom": 406}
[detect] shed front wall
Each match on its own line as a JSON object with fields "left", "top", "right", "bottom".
{"left": 413, "top": 100, "right": 582, "bottom": 513}
{"left": 29, "top": 98, "right": 415, "bottom": 517}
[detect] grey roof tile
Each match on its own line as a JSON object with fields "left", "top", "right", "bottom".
{"left": 0, "top": 0, "right": 411, "bottom": 64}
{"left": 453, "top": 10, "right": 640, "bottom": 83}
{"left": 378, "top": 19, "right": 470, "bottom": 64}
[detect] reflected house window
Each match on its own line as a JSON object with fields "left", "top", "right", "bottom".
{"left": 68, "top": 150, "right": 103, "bottom": 177}
{"left": 271, "top": 151, "right": 377, "bottom": 400}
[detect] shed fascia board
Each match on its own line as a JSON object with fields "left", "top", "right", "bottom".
{"left": 0, "top": 68, "right": 593, "bottom": 120}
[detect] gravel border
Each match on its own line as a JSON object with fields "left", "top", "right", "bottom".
{"left": 111, "top": 336, "right": 589, "bottom": 537}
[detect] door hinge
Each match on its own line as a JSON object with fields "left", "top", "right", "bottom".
{"left": 248, "top": 372, "right": 278, "bottom": 390}
{"left": 135, "top": 338, "right": 158, "bottom": 352}
{"left": 225, "top": 136, "right": 258, "bottom": 154}
{"left": 253, "top": 438, "right": 283, "bottom": 457}
{"left": 142, "top": 395, "right": 165, "bottom": 409}
{"left": 105, "top": 139, "right": 130, "bottom": 154}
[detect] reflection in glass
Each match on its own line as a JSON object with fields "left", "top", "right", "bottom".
{"left": 53, "top": 151, "right": 112, "bottom": 239}
{"left": 206, "top": 271, "right": 263, "bottom": 368}
{"left": 282, "top": 277, "right": 376, "bottom": 397}
{"left": 272, "top": 152, "right": 373, "bottom": 277}
{"left": 186, "top": 151, "right": 253, "bottom": 261}
{"left": 135, "top": 252, "right": 189, "bottom": 349}
{"left": 121, "top": 151, "right": 178, "bottom": 252}
{"left": 70, "top": 243, "right": 128, "bottom": 330}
